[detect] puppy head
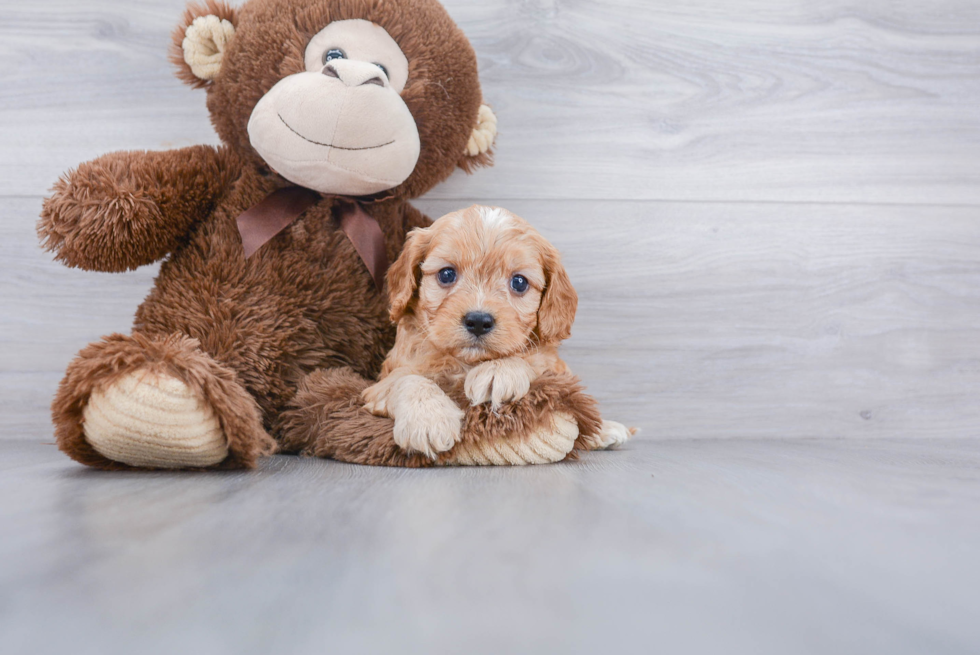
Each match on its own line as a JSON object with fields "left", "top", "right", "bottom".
{"left": 388, "top": 205, "right": 577, "bottom": 364}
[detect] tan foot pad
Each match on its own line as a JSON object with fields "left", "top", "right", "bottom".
{"left": 82, "top": 369, "right": 228, "bottom": 468}
{"left": 445, "top": 411, "right": 579, "bottom": 466}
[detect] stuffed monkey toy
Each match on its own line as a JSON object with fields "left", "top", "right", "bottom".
{"left": 39, "top": 0, "right": 601, "bottom": 470}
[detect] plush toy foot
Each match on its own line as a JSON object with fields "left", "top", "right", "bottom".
{"left": 53, "top": 333, "right": 276, "bottom": 470}
{"left": 447, "top": 411, "right": 578, "bottom": 465}
{"left": 83, "top": 368, "right": 227, "bottom": 468}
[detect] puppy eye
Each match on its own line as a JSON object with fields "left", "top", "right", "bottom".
{"left": 438, "top": 267, "right": 457, "bottom": 286}
{"left": 323, "top": 48, "right": 346, "bottom": 64}
{"left": 511, "top": 274, "right": 529, "bottom": 294}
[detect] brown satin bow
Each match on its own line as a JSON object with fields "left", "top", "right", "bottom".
{"left": 235, "top": 186, "right": 389, "bottom": 291}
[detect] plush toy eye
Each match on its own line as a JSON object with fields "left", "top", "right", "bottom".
{"left": 323, "top": 48, "right": 346, "bottom": 64}
{"left": 511, "top": 274, "right": 529, "bottom": 294}
{"left": 438, "top": 267, "right": 457, "bottom": 286}
{"left": 375, "top": 63, "right": 389, "bottom": 78}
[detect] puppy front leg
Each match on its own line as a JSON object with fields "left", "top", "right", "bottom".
{"left": 465, "top": 357, "right": 536, "bottom": 410}
{"left": 362, "top": 369, "right": 409, "bottom": 417}
{"left": 383, "top": 375, "right": 464, "bottom": 459}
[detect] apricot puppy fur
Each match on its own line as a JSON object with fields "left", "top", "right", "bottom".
{"left": 362, "top": 205, "right": 631, "bottom": 459}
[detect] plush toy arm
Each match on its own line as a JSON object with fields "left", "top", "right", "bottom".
{"left": 38, "top": 145, "right": 238, "bottom": 272}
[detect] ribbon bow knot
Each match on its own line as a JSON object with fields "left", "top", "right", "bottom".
{"left": 235, "top": 186, "right": 389, "bottom": 291}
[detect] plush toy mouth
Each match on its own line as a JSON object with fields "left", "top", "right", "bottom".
{"left": 277, "top": 114, "right": 395, "bottom": 151}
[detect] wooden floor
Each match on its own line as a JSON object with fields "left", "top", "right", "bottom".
{"left": 3, "top": 438, "right": 980, "bottom": 655}
{"left": 1, "top": 0, "right": 979, "bottom": 652}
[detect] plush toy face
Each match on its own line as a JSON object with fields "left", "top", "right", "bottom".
{"left": 247, "top": 20, "right": 421, "bottom": 195}
{"left": 172, "top": 0, "right": 497, "bottom": 199}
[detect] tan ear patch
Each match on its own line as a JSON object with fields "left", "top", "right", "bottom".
{"left": 182, "top": 15, "right": 235, "bottom": 81}
{"left": 465, "top": 104, "right": 497, "bottom": 157}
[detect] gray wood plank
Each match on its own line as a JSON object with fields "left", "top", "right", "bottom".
{"left": 417, "top": 199, "right": 980, "bottom": 439}
{"left": 5, "top": 196, "right": 980, "bottom": 441}
{"left": 1, "top": 438, "right": 978, "bottom": 655}
{"left": 1, "top": 0, "right": 978, "bottom": 203}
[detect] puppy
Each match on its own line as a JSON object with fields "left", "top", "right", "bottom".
{"left": 362, "top": 205, "right": 631, "bottom": 459}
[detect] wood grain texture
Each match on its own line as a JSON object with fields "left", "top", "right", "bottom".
{"left": 0, "top": 1, "right": 978, "bottom": 202}
{"left": 3, "top": 2, "right": 980, "bottom": 651}
{"left": 2, "top": 438, "right": 979, "bottom": 654}
{"left": 6, "top": 193, "right": 979, "bottom": 440}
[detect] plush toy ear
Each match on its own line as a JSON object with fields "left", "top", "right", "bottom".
{"left": 169, "top": 1, "right": 237, "bottom": 89}
{"left": 387, "top": 227, "right": 432, "bottom": 322}
{"left": 458, "top": 104, "right": 497, "bottom": 172}
{"left": 536, "top": 240, "right": 578, "bottom": 343}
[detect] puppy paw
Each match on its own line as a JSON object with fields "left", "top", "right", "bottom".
{"left": 465, "top": 358, "right": 535, "bottom": 409}
{"left": 361, "top": 381, "right": 389, "bottom": 416}
{"left": 390, "top": 377, "right": 464, "bottom": 459}
{"left": 592, "top": 420, "right": 634, "bottom": 450}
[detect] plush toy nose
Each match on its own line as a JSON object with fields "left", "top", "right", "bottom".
{"left": 321, "top": 60, "right": 386, "bottom": 88}
{"left": 463, "top": 312, "right": 495, "bottom": 337}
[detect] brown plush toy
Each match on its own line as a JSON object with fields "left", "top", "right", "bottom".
{"left": 39, "top": 0, "right": 499, "bottom": 470}
{"left": 37, "top": 0, "right": 611, "bottom": 471}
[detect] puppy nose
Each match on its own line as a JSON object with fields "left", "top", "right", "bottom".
{"left": 321, "top": 61, "right": 385, "bottom": 88}
{"left": 463, "top": 312, "right": 495, "bottom": 337}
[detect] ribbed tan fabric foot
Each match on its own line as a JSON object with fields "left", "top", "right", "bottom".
{"left": 445, "top": 411, "right": 578, "bottom": 466}
{"left": 82, "top": 369, "right": 228, "bottom": 468}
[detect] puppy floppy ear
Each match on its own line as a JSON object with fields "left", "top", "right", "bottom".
{"left": 536, "top": 242, "right": 578, "bottom": 343}
{"left": 388, "top": 227, "right": 432, "bottom": 322}
{"left": 170, "top": 1, "right": 238, "bottom": 89}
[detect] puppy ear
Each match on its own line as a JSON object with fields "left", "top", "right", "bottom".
{"left": 536, "top": 242, "right": 578, "bottom": 343}
{"left": 458, "top": 104, "right": 497, "bottom": 173}
{"left": 388, "top": 227, "right": 432, "bottom": 322}
{"left": 170, "top": 1, "right": 238, "bottom": 89}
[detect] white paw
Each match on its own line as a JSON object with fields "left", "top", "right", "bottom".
{"left": 361, "top": 382, "right": 389, "bottom": 416}
{"left": 83, "top": 368, "right": 228, "bottom": 468}
{"left": 594, "top": 420, "right": 633, "bottom": 450}
{"left": 390, "top": 377, "right": 464, "bottom": 459}
{"left": 464, "top": 358, "right": 534, "bottom": 409}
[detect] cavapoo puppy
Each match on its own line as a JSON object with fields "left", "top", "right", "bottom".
{"left": 362, "top": 205, "right": 631, "bottom": 459}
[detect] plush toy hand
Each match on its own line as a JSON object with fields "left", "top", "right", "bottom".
{"left": 465, "top": 357, "right": 536, "bottom": 410}
{"left": 39, "top": 146, "right": 232, "bottom": 272}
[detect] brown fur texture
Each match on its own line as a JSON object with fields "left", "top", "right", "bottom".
{"left": 39, "top": 0, "right": 492, "bottom": 470}
{"left": 277, "top": 368, "right": 602, "bottom": 467}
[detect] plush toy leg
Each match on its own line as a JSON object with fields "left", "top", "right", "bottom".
{"left": 277, "top": 367, "right": 433, "bottom": 467}
{"left": 53, "top": 333, "right": 276, "bottom": 470}
{"left": 278, "top": 367, "right": 612, "bottom": 467}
